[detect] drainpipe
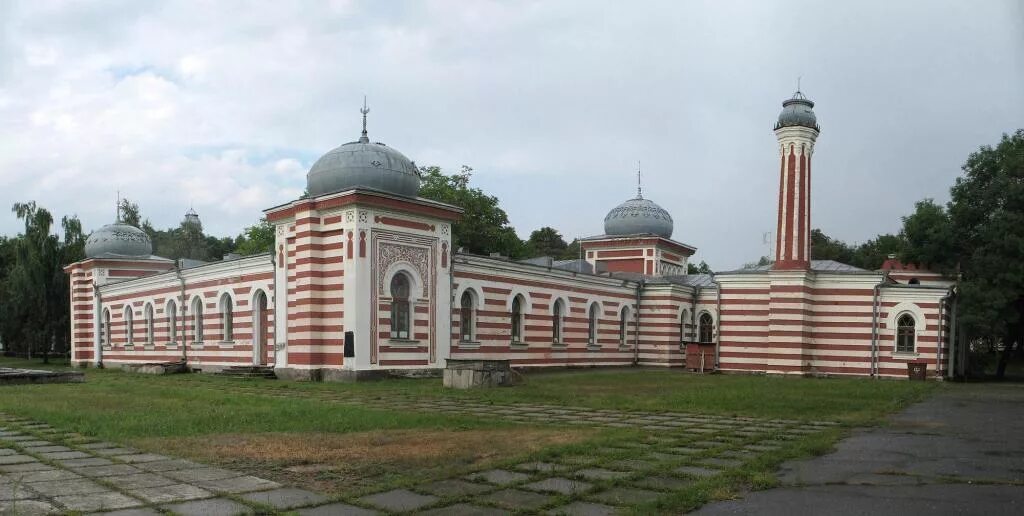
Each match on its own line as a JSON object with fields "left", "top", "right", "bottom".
{"left": 937, "top": 287, "right": 954, "bottom": 379}
{"left": 869, "top": 271, "right": 889, "bottom": 378}
{"left": 711, "top": 275, "right": 721, "bottom": 370}
{"left": 92, "top": 284, "right": 103, "bottom": 368}
{"left": 633, "top": 279, "right": 643, "bottom": 365}
{"left": 947, "top": 287, "right": 958, "bottom": 379}
{"left": 175, "top": 264, "right": 187, "bottom": 364}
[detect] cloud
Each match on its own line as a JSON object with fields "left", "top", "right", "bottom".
{"left": 0, "top": 0, "right": 1021, "bottom": 268}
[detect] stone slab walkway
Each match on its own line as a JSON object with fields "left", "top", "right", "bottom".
{"left": 693, "top": 383, "right": 1024, "bottom": 515}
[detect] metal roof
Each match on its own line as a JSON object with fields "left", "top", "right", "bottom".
{"left": 718, "top": 260, "right": 870, "bottom": 274}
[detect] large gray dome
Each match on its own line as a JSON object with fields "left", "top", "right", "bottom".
{"left": 85, "top": 222, "right": 152, "bottom": 258}
{"left": 775, "top": 91, "right": 819, "bottom": 131}
{"left": 604, "top": 196, "right": 674, "bottom": 239}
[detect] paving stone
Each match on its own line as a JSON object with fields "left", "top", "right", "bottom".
{"left": 590, "top": 486, "right": 662, "bottom": 505}
{"left": 416, "top": 479, "right": 492, "bottom": 497}
{"left": 28, "top": 477, "right": 110, "bottom": 496}
{"left": 523, "top": 477, "right": 593, "bottom": 495}
{"left": 573, "top": 468, "right": 631, "bottom": 481}
{"left": 0, "top": 461, "right": 52, "bottom": 472}
{"left": 161, "top": 497, "right": 254, "bottom": 516}
{"left": 164, "top": 467, "right": 241, "bottom": 482}
{"left": 515, "top": 461, "right": 564, "bottom": 473}
{"left": 130, "top": 483, "right": 214, "bottom": 503}
{"left": 114, "top": 453, "right": 169, "bottom": 463}
{"left": 79, "top": 441, "right": 119, "bottom": 449}
{"left": 546, "top": 501, "right": 618, "bottom": 515}
{"left": 95, "top": 508, "right": 164, "bottom": 516}
{"left": 0, "top": 435, "right": 34, "bottom": 442}
{"left": 691, "top": 440, "right": 722, "bottom": 448}
{"left": 480, "top": 488, "right": 555, "bottom": 511}
{"left": 607, "top": 459, "right": 655, "bottom": 471}
{"left": 631, "top": 475, "right": 693, "bottom": 492}
{"left": 667, "top": 446, "right": 702, "bottom": 454}
{"left": 557, "top": 455, "right": 599, "bottom": 467}
{"left": 54, "top": 491, "right": 143, "bottom": 512}
{"left": 359, "top": 488, "right": 437, "bottom": 512}
{"left": 674, "top": 465, "right": 722, "bottom": 478}
{"left": 240, "top": 487, "right": 328, "bottom": 509}
{"left": 417, "top": 502, "right": 511, "bottom": 515}
{"left": 24, "top": 445, "right": 70, "bottom": 453}
{"left": 38, "top": 450, "right": 91, "bottom": 460}
{"left": 0, "top": 500, "right": 58, "bottom": 516}
{"left": 59, "top": 457, "right": 114, "bottom": 467}
{"left": 134, "top": 458, "right": 201, "bottom": 472}
{"left": 16, "top": 441, "right": 53, "bottom": 447}
{"left": 646, "top": 452, "right": 687, "bottom": 462}
{"left": 72, "top": 463, "right": 142, "bottom": 477}
{"left": 5, "top": 467, "right": 80, "bottom": 482}
{"left": 297, "top": 502, "right": 380, "bottom": 515}
{"left": 466, "top": 469, "right": 531, "bottom": 485}
{"left": 106, "top": 472, "right": 180, "bottom": 489}
{"left": 0, "top": 449, "right": 15, "bottom": 456}
{"left": 744, "top": 444, "right": 782, "bottom": 452}
{"left": 195, "top": 475, "right": 280, "bottom": 494}
{"left": 0, "top": 484, "right": 36, "bottom": 501}
{"left": 0, "top": 454, "right": 36, "bottom": 465}
{"left": 93, "top": 447, "right": 139, "bottom": 456}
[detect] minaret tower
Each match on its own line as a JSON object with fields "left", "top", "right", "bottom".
{"left": 772, "top": 89, "right": 820, "bottom": 270}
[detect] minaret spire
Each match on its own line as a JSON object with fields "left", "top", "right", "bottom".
{"left": 115, "top": 190, "right": 120, "bottom": 222}
{"left": 359, "top": 96, "right": 370, "bottom": 143}
{"left": 636, "top": 161, "right": 642, "bottom": 199}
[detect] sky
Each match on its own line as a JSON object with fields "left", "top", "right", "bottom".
{"left": 0, "top": 0, "right": 1021, "bottom": 269}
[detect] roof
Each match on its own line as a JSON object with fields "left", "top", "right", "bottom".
{"left": 718, "top": 260, "right": 870, "bottom": 274}
{"left": 580, "top": 233, "right": 698, "bottom": 255}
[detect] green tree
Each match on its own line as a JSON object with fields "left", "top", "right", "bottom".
{"left": 688, "top": 260, "right": 713, "bottom": 274}
{"left": 234, "top": 218, "right": 275, "bottom": 255}
{"left": 418, "top": 165, "right": 526, "bottom": 258}
{"left": 525, "top": 227, "right": 568, "bottom": 258}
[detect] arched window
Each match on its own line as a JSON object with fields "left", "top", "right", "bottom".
{"left": 680, "top": 309, "right": 689, "bottom": 343}
{"left": 896, "top": 313, "right": 916, "bottom": 353}
{"left": 144, "top": 304, "right": 154, "bottom": 345}
{"left": 588, "top": 303, "right": 599, "bottom": 347}
{"left": 510, "top": 295, "right": 524, "bottom": 343}
{"left": 699, "top": 312, "right": 714, "bottom": 343}
{"left": 552, "top": 299, "right": 564, "bottom": 344}
{"left": 390, "top": 273, "right": 411, "bottom": 339}
{"left": 123, "top": 306, "right": 134, "bottom": 346}
{"left": 220, "top": 293, "right": 234, "bottom": 341}
{"left": 102, "top": 308, "right": 111, "bottom": 346}
{"left": 167, "top": 300, "right": 177, "bottom": 344}
{"left": 460, "top": 290, "right": 475, "bottom": 342}
{"left": 619, "top": 307, "right": 630, "bottom": 346}
{"left": 192, "top": 297, "right": 204, "bottom": 343}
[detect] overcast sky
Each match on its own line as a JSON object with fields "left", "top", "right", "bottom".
{"left": 1, "top": 1, "right": 1021, "bottom": 269}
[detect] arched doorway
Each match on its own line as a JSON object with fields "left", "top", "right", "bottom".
{"left": 252, "top": 291, "right": 269, "bottom": 365}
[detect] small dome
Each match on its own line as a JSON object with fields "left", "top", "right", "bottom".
{"left": 775, "top": 91, "right": 819, "bottom": 131}
{"left": 85, "top": 222, "right": 153, "bottom": 258}
{"left": 306, "top": 140, "right": 420, "bottom": 198}
{"left": 604, "top": 196, "right": 674, "bottom": 239}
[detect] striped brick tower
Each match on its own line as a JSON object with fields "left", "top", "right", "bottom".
{"left": 772, "top": 91, "right": 819, "bottom": 270}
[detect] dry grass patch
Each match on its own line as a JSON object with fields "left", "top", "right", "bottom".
{"left": 137, "top": 427, "right": 592, "bottom": 494}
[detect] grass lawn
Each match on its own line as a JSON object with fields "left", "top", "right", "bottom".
{"left": 0, "top": 357, "right": 940, "bottom": 513}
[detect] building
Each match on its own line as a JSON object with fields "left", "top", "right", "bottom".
{"left": 64, "top": 92, "right": 957, "bottom": 380}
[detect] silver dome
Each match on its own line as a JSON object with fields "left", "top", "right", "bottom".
{"left": 306, "top": 140, "right": 420, "bottom": 198}
{"left": 775, "top": 91, "right": 819, "bottom": 131}
{"left": 604, "top": 196, "right": 674, "bottom": 239}
{"left": 85, "top": 222, "right": 153, "bottom": 258}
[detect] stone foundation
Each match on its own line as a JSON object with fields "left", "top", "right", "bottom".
{"left": 443, "top": 359, "right": 513, "bottom": 389}
{"left": 0, "top": 367, "right": 84, "bottom": 385}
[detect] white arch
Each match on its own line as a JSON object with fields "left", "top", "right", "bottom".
{"left": 886, "top": 302, "right": 927, "bottom": 332}
{"left": 550, "top": 295, "right": 570, "bottom": 316}
{"left": 383, "top": 262, "right": 425, "bottom": 300}
{"left": 504, "top": 287, "right": 531, "bottom": 311}
{"left": 454, "top": 285, "right": 481, "bottom": 308}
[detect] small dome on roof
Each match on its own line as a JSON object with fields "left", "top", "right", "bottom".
{"left": 306, "top": 103, "right": 421, "bottom": 198}
{"left": 604, "top": 195, "right": 674, "bottom": 239}
{"left": 85, "top": 222, "right": 152, "bottom": 258}
{"left": 775, "top": 91, "right": 819, "bottom": 131}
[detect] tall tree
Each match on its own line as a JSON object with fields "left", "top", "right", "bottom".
{"left": 525, "top": 227, "right": 569, "bottom": 258}
{"left": 418, "top": 165, "right": 526, "bottom": 258}
{"left": 234, "top": 218, "right": 275, "bottom": 255}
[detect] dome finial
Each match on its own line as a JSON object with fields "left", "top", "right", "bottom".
{"left": 359, "top": 96, "right": 370, "bottom": 143}
{"left": 115, "top": 190, "right": 120, "bottom": 223}
{"left": 636, "top": 161, "right": 643, "bottom": 199}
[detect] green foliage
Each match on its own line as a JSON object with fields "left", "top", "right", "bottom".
{"left": 418, "top": 165, "right": 526, "bottom": 258}
{"left": 688, "top": 260, "right": 713, "bottom": 274}
{"left": 525, "top": 226, "right": 582, "bottom": 260}
{"left": 809, "top": 229, "right": 904, "bottom": 270}
{"left": 234, "top": 218, "right": 275, "bottom": 255}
